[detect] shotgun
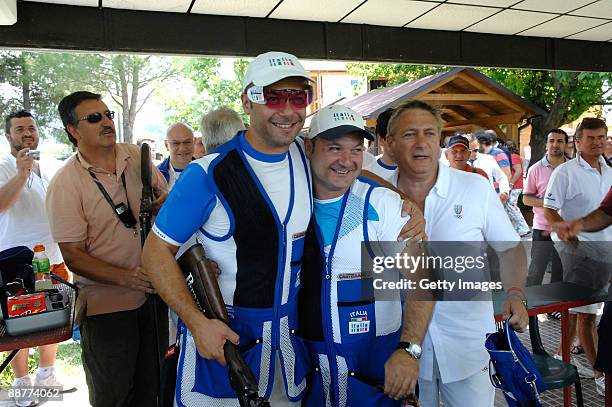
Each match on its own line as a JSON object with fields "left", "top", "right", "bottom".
{"left": 178, "top": 244, "right": 270, "bottom": 407}
{"left": 139, "top": 142, "right": 164, "bottom": 407}
{"left": 140, "top": 142, "right": 153, "bottom": 244}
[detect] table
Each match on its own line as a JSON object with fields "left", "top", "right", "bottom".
{"left": 494, "top": 282, "right": 610, "bottom": 407}
{"left": 0, "top": 284, "right": 75, "bottom": 373}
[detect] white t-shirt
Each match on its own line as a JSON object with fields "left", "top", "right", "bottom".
{"left": 362, "top": 154, "right": 397, "bottom": 183}
{"left": 392, "top": 164, "right": 519, "bottom": 383}
{"left": 0, "top": 154, "right": 64, "bottom": 264}
{"left": 472, "top": 152, "right": 510, "bottom": 193}
{"left": 544, "top": 153, "right": 612, "bottom": 242}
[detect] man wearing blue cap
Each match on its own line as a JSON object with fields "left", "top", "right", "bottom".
{"left": 444, "top": 135, "right": 488, "bottom": 180}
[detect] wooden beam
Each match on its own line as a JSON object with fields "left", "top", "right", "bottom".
{"left": 412, "top": 74, "right": 459, "bottom": 99}
{"left": 421, "top": 93, "right": 497, "bottom": 101}
{"left": 444, "top": 124, "right": 483, "bottom": 132}
{"left": 456, "top": 72, "right": 526, "bottom": 113}
{"left": 443, "top": 113, "right": 524, "bottom": 128}
{"left": 507, "top": 123, "right": 519, "bottom": 144}
{"left": 492, "top": 126, "right": 506, "bottom": 140}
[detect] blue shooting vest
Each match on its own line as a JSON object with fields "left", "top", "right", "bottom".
{"left": 175, "top": 135, "right": 313, "bottom": 406}
{"left": 299, "top": 178, "right": 404, "bottom": 407}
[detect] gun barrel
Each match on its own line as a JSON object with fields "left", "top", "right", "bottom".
{"left": 139, "top": 142, "right": 154, "bottom": 247}
{"left": 177, "top": 244, "right": 270, "bottom": 407}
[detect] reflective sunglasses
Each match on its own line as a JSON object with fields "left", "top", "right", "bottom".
{"left": 77, "top": 110, "right": 115, "bottom": 124}
{"left": 247, "top": 86, "right": 313, "bottom": 109}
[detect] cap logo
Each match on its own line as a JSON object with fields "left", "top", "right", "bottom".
{"left": 333, "top": 112, "right": 357, "bottom": 122}
{"left": 268, "top": 57, "right": 296, "bottom": 67}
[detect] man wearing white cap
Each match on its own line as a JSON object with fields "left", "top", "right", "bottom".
{"left": 298, "top": 105, "right": 433, "bottom": 406}
{"left": 143, "top": 51, "right": 316, "bottom": 406}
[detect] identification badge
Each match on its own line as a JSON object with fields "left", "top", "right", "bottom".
{"left": 348, "top": 311, "right": 370, "bottom": 334}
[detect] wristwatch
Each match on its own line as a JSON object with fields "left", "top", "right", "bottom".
{"left": 396, "top": 341, "right": 422, "bottom": 359}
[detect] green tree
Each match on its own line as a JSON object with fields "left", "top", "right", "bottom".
{"left": 0, "top": 51, "right": 177, "bottom": 145}
{"left": 348, "top": 63, "right": 612, "bottom": 163}
{"left": 0, "top": 51, "right": 100, "bottom": 144}
{"left": 94, "top": 55, "right": 177, "bottom": 144}
{"left": 164, "top": 57, "right": 248, "bottom": 130}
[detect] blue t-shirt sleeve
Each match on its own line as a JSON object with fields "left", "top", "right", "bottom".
{"left": 152, "top": 162, "right": 216, "bottom": 246}
{"left": 492, "top": 150, "right": 510, "bottom": 168}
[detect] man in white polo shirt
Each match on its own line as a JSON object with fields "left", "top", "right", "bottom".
{"left": 384, "top": 100, "right": 528, "bottom": 407}
{"left": 544, "top": 117, "right": 612, "bottom": 385}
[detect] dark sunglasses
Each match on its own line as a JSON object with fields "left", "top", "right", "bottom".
{"left": 77, "top": 111, "right": 115, "bottom": 124}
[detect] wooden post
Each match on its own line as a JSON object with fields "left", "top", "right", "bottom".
{"left": 507, "top": 123, "right": 519, "bottom": 144}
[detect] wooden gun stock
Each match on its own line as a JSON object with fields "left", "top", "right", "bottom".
{"left": 177, "top": 244, "right": 270, "bottom": 407}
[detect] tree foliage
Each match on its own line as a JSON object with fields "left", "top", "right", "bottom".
{"left": 0, "top": 51, "right": 176, "bottom": 145}
{"left": 347, "top": 62, "right": 612, "bottom": 163}
{"left": 0, "top": 51, "right": 99, "bottom": 144}
{"left": 164, "top": 57, "right": 249, "bottom": 130}
{"left": 93, "top": 55, "right": 176, "bottom": 144}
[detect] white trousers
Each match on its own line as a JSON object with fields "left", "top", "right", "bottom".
{"left": 418, "top": 350, "right": 494, "bottom": 407}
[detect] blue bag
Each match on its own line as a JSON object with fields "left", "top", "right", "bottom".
{"left": 485, "top": 318, "right": 546, "bottom": 407}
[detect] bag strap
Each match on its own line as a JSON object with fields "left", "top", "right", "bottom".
{"left": 503, "top": 316, "right": 542, "bottom": 405}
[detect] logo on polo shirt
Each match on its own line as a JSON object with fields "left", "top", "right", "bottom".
{"left": 268, "top": 57, "right": 295, "bottom": 67}
{"left": 454, "top": 204, "right": 463, "bottom": 219}
{"left": 546, "top": 192, "right": 555, "bottom": 202}
{"left": 333, "top": 112, "right": 357, "bottom": 122}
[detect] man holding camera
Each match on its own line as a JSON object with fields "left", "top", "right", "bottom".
{"left": 1, "top": 110, "right": 74, "bottom": 407}
{"left": 46, "top": 92, "right": 167, "bottom": 407}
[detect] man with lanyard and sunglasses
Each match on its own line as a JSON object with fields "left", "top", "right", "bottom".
{"left": 46, "top": 91, "right": 168, "bottom": 407}
{"left": 142, "top": 51, "right": 424, "bottom": 406}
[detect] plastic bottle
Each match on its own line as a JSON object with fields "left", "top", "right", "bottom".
{"left": 33, "top": 244, "right": 52, "bottom": 291}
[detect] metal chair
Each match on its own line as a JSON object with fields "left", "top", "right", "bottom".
{"left": 528, "top": 316, "right": 584, "bottom": 407}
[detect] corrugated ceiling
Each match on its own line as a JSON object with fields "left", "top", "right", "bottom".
{"left": 29, "top": 0, "right": 612, "bottom": 42}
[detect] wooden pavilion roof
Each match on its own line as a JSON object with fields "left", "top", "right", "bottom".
{"left": 340, "top": 67, "right": 547, "bottom": 139}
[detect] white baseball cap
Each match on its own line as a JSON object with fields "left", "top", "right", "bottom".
{"left": 308, "top": 105, "right": 373, "bottom": 141}
{"left": 242, "top": 51, "right": 314, "bottom": 92}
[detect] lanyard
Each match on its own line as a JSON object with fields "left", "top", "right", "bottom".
{"left": 87, "top": 170, "right": 135, "bottom": 229}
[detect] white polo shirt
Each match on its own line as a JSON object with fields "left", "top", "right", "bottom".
{"left": 544, "top": 153, "right": 612, "bottom": 242}
{"left": 391, "top": 164, "right": 519, "bottom": 383}
{"left": 0, "top": 154, "right": 64, "bottom": 264}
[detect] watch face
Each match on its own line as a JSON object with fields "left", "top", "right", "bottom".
{"left": 408, "top": 344, "right": 422, "bottom": 359}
